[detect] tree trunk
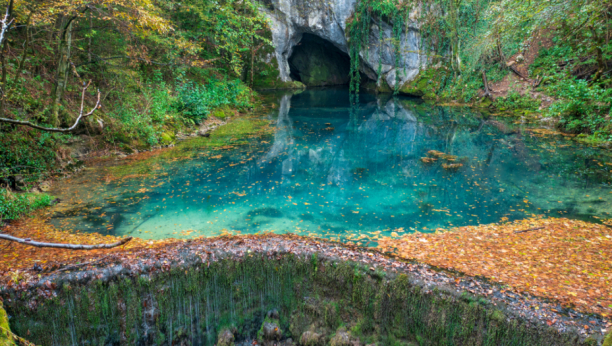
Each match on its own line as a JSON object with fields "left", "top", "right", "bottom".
{"left": 87, "top": 11, "right": 92, "bottom": 63}
{"left": 0, "top": 0, "right": 14, "bottom": 118}
{"left": 15, "top": 10, "right": 33, "bottom": 82}
{"left": 250, "top": 35, "right": 255, "bottom": 89}
{"left": 50, "top": 16, "right": 75, "bottom": 126}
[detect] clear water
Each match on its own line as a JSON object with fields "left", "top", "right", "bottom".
{"left": 48, "top": 88, "right": 612, "bottom": 243}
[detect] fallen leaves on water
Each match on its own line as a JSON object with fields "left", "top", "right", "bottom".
{"left": 378, "top": 217, "right": 612, "bottom": 316}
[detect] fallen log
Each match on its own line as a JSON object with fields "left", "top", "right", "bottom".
{"left": 0, "top": 234, "right": 132, "bottom": 249}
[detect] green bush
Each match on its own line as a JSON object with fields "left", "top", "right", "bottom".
{"left": 494, "top": 90, "right": 541, "bottom": 113}
{"left": 174, "top": 74, "right": 252, "bottom": 124}
{"left": 0, "top": 189, "right": 53, "bottom": 222}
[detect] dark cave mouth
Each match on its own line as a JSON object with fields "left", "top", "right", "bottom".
{"left": 288, "top": 34, "right": 351, "bottom": 87}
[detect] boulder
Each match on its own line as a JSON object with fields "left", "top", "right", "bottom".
{"left": 263, "top": 322, "right": 282, "bottom": 341}
{"left": 300, "top": 331, "right": 323, "bottom": 346}
{"left": 217, "top": 328, "right": 235, "bottom": 346}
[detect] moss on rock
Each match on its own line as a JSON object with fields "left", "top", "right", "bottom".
{"left": 3, "top": 253, "right": 591, "bottom": 346}
{"left": 398, "top": 67, "right": 450, "bottom": 99}
{"left": 603, "top": 330, "right": 612, "bottom": 346}
{"left": 0, "top": 301, "right": 15, "bottom": 346}
{"left": 160, "top": 131, "right": 175, "bottom": 146}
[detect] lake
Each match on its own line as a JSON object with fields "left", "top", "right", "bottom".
{"left": 48, "top": 88, "right": 612, "bottom": 244}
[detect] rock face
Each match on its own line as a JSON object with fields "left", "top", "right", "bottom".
{"left": 261, "top": 0, "right": 423, "bottom": 90}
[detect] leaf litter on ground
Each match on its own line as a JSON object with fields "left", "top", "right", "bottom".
{"left": 378, "top": 217, "right": 612, "bottom": 316}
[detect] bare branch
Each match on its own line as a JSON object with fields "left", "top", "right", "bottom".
{"left": 0, "top": 81, "right": 102, "bottom": 132}
{"left": 0, "top": 234, "right": 132, "bottom": 249}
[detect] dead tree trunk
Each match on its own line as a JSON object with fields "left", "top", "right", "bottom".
{"left": 482, "top": 70, "right": 493, "bottom": 100}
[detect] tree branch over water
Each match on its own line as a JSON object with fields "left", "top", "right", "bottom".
{"left": 0, "top": 234, "right": 132, "bottom": 249}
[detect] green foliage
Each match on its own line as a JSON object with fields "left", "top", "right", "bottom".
{"left": 0, "top": 130, "right": 64, "bottom": 183}
{"left": 170, "top": 0, "right": 272, "bottom": 76}
{"left": 494, "top": 90, "right": 541, "bottom": 113}
{"left": 0, "top": 189, "right": 52, "bottom": 222}
{"left": 344, "top": 0, "right": 612, "bottom": 140}
{"left": 174, "top": 75, "right": 252, "bottom": 124}
{"left": 531, "top": 43, "right": 612, "bottom": 139}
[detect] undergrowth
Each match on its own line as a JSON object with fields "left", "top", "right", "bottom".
{"left": 0, "top": 189, "right": 53, "bottom": 223}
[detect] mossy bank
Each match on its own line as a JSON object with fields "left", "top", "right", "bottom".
{"left": 2, "top": 235, "right": 604, "bottom": 346}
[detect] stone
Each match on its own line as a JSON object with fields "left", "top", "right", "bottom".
{"left": 39, "top": 181, "right": 52, "bottom": 192}
{"left": 515, "top": 54, "right": 525, "bottom": 63}
{"left": 263, "top": 322, "right": 282, "bottom": 341}
{"left": 267, "top": 309, "right": 280, "bottom": 320}
{"left": 300, "top": 331, "right": 323, "bottom": 346}
{"left": 329, "top": 330, "right": 352, "bottom": 346}
{"left": 217, "top": 328, "right": 235, "bottom": 346}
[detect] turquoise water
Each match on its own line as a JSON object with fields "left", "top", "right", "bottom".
{"left": 49, "top": 88, "right": 612, "bottom": 243}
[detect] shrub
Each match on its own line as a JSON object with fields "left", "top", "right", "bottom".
{"left": 0, "top": 189, "right": 53, "bottom": 222}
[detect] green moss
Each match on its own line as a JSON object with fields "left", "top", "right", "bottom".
{"left": 160, "top": 131, "right": 175, "bottom": 146}
{"left": 212, "top": 106, "right": 233, "bottom": 120}
{"left": 490, "top": 310, "right": 505, "bottom": 323}
{"left": 251, "top": 53, "right": 306, "bottom": 90}
{"left": 398, "top": 67, "right": 450, "bottom": 99}
{"left": 0, "top": 301, "right": 15, "bottom": 346}
{"left": 4, "top": 253, "right": 587, "bottom": 346}
{"left": 603, "top": 330, "right": 612, "bottom": 346}
{"left": 376, "top": 80, "right": 393, "bottom": 93}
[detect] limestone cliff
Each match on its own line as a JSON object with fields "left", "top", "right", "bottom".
{"left": 259, "top": 0, "right": 424, "bottom": 90}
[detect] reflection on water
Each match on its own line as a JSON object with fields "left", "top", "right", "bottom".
{"left": 48, "top": 88, "right": 612, "bottom": 242}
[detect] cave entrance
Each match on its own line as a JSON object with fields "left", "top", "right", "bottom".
{"left": 288, "top": 34, "right": 351, "bottom": 87}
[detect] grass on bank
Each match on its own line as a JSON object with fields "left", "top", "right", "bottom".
{"left": 0, "top": 189, "right": 53, "bottom": 223}
{"left": 105, "top": 116, "right": 272, "bottom": 179}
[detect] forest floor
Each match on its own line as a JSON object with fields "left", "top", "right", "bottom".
{"left": 378, "top": 217, "right": 612, "bottom": 317}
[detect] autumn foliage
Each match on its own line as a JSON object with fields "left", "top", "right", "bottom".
{"left": 378, "top": 217, "right": 612, "bottom": 316}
